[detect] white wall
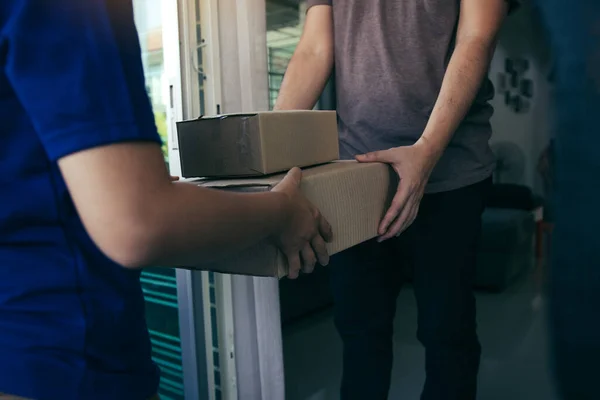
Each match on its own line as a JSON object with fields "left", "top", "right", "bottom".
{"left": 489, "top": 2, "right": 554, "bottom": 195}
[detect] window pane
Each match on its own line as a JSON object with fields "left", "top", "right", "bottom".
{"left": 134, "top": 0, "right": 169, "bottom": 160}
{"left": 266, "top": 1, "right": 306, "bottom": 110}
{"left": 141, "top": 267, "right": 184, "bottom": 400}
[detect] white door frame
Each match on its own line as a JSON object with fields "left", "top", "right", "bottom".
{"left": 174, "top": 0, "right": 242, "bottom": 399}
{"left": 163, "top": 1, "right": 212, "bottom": 400}
{"left": 172, "top": 0, "right": 285, "bottom": 398}
{"left": 217, "top": 1, "right": 286, "bottom": 399}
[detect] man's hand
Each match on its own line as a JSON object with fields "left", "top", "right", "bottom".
{"left": 272, "top": 168, "right": 334, "bottom": 279}
{"left": 357, "top": 141, "right": 438, "bottom": 241}
{"left": 354, "top": 0, "right": 509, "bottom": 243}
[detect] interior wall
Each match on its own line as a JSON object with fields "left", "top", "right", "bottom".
{"left": 489, "top": 2, "right": 554, "bottom": 195}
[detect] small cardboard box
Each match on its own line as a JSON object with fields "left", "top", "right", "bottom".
{"left": 193, "top": 161, "right": 397, "bottom": 278}
{"left": 176, "top": 111, "right": 340, "bottom": 178}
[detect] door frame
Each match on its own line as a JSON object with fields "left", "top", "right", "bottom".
{"left": 163, "top": 0, "right": 211, "bottom": 399}
{"left": 216, "top": 1, "right": 286, "bottom": 399}
{"left": 171, "top": 0, "right": 286, "bottom": 398}
{"left": 172, "top": 0, "right": 240, "bottom": 399}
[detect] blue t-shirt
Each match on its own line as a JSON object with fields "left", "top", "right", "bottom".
{"left": 0, "top": 1, "right": 162, "bottom": 399}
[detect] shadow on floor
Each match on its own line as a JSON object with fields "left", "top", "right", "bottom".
{"left": 282, "top": 270, "right": 559, "bottom": 400}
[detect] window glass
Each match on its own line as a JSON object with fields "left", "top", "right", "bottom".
{"left": 266, "top": 1, "right": 306, "bottom": 109}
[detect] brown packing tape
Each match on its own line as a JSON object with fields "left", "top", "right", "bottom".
{"left": 236, "top": 117, "right": 251, "bottom": 168}
{"left": 241, "top": 115, "right": 265, "bottom": 174}
{"left": 195, "top": 161, "right": 397, "bottom": 278}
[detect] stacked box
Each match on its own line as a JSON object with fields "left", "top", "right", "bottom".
{"left": 176, "top": 112, "right": 396, "bottom": 278}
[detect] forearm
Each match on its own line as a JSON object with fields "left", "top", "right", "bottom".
{"left": 418, "top": 39, "right": 496, "bottom": 159}
{"left": 274, "top": 49, "right": 333, "bottom": 110}
{"left": 144, "top": 183, "right": 288, "bottom": 268}
{"left": 59, "top": 143, "right": 290, "bottom": 268}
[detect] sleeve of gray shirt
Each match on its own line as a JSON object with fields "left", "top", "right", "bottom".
{"left": 306, "top": 0, "right": 331, "bottom": 9}
{"left": 305, "top": 0, "right": 519, "bottom": 14}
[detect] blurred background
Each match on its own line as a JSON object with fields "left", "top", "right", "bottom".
{"left": 130, "top": 1, "right": 562, "bottom": 399}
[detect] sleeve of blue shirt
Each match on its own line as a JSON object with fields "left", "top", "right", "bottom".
{"left": 2, "top": 0, "right": 162, "bottom": 161}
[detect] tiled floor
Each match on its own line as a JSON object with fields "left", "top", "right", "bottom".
{"left": 282, "top": 269, "right": 559, "bottom": 400}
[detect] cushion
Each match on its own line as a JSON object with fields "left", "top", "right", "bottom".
{"left": 480, "top": 208, "right": 535, "bottom": 251}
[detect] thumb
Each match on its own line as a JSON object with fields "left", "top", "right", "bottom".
{"left": 356, "top": 150, "right": 390, "bottom": 163}
{"left": 281, "top": 167, "right": 303, "bottom": 187}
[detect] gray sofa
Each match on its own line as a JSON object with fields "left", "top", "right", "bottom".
{"left": 475, "top": 207, "right": 535, "bottom": 291}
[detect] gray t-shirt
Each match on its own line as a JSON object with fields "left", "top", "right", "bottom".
{"left": 307, "top": 0, "right": 513, "bottom": 192}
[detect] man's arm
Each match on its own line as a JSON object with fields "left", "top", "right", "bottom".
{"left": 418, "top": 0, "right": 509, "bottom": 157}
{"left": 273, "top": 5, "right": 334, "bottom": 110}
{"left": 58, "top": 143, "right": 331, "bottom": 278}
{"left": 358, "top": 0, "right": 509, "bottom": 240}
{"left": 4, "top": 0, "right": 331, "bottom": 278}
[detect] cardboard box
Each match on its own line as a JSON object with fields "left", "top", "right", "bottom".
{"left": 177, "top": 111, "right": 340, "bottom": 178}
{"left": 194, "top": 161, "right": 397, "bottom": 278}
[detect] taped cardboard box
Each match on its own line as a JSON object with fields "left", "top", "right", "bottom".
{"left": 177, "top": 110, "right": 340, "bottom": 178}
{"left": 194, "top": 161, "right": 397, "bottom": 278}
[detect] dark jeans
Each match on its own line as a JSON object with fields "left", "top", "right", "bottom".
{"left": 330, "top": 178, "right": 490, "bottom": 400}
{"left": 535, "top": 1, "right": 600, "bottom": 399}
